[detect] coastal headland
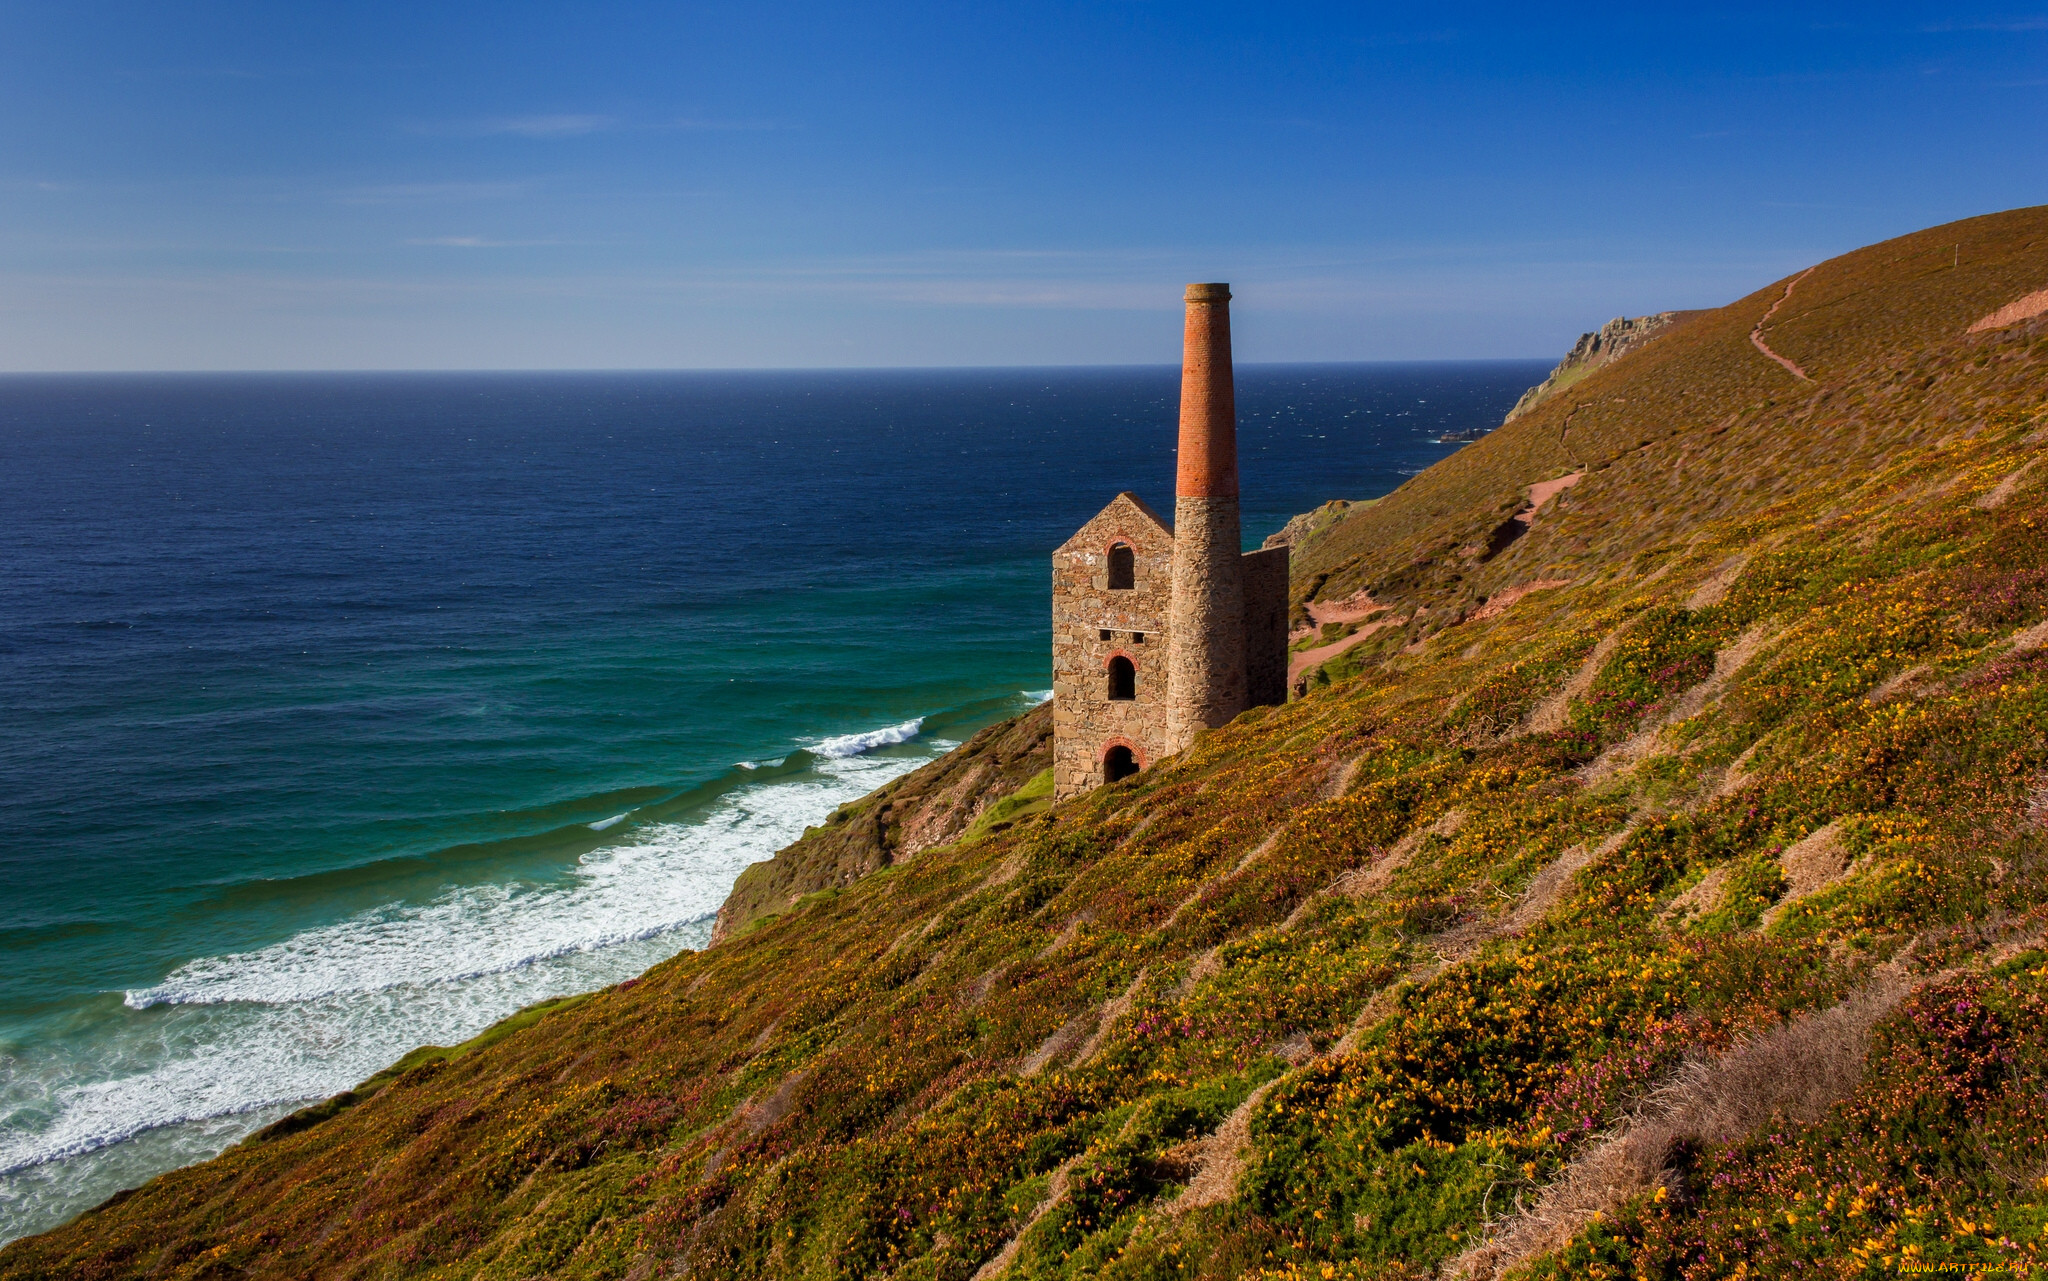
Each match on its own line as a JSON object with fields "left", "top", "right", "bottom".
{"left": 8, "top": 205, "right": 2048, "bottom": 1279}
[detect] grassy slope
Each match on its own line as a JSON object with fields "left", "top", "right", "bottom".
{"left": 1293, "top": 207, "right": 2048, "bottom": 615}
{"left": 8, "top": 207, "right": 2048, "bottom": 1280}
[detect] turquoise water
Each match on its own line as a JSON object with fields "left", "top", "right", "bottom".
{"left": 0, "top": 363, "right": 1543, "bottom": 1243}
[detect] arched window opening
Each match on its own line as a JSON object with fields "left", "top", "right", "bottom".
{"left": 1104, "top": 745, "right": 1139, "bottom": 783}
{"left": 1107, "top": 655, "right": 1136, "bottom": 701}
{"left": 1107, "top": 543, "right": 1135, "bottom": 590}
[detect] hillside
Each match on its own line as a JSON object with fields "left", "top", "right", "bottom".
{"left": 712, "top": 705, "right": 1053, "bottom": 945}
{"left": 8, "top": 206, "right": 2048, "bottom": 1280}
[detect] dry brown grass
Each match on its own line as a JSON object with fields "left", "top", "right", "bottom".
{"left": 1661, "top": 865, "right": 1729, "bottom": 923}
{"left": 1021, "top": 1009, "right": 1098, "bottom": 1076}
{"left": 1036, "top": 911, "right": 1093, "bottom": 959}
{"left": 970, "top": 1155, "right": 1081, "bottom": 1280}
{"left": 1321, "top": 809, "right": 1470, "bottom": 906}
{"left": 2007, "top": 618, "right": 2048, "bottom": 661}
{"left": 1175, "top": 945, "right": 1223, "bottom": 997}
{"left": 19, "top": 210, "right": 2048, "bottom": 1281}
{"left": 1451, "top": 971, "right": 1919, "bottom": 1280}
{"left": 1519, "top": 628, "right": 1626, "bottom": 738}
{"left": 1760, "top": 821, "right": 1852, "bottom": 927}
{"left": 1580, "top": 624, "right": 1775, "bottom": 785}
{"left": 1171, "top": 1079, "right": 1285, "bottom": 1214}
{"left": 1682, "top": 552, "right": 1752, "bottom": 610}
{"left": 1324, "top": 753, "right": 1368, "bottom": 799}
{"left": 1504, "top": 827, "right": 1633, "bottom": 936}
{"left": 980, "top": 851, "right": 1027, "bottom": 890}
{"left": 1713, "top": 738, "right": 1767, "bottom": 799}
{"left": 1976, "top": 454, "right": 2043, "bottom": 509}
{"left": 1072, "top": 970, "right": 1147, "bottom": 1065}
{"left": 1865, "top": 662, "right": 1933, "bottom": 705}
{"left": 1969, "top": 285, "right": 2048, "bottom": 332}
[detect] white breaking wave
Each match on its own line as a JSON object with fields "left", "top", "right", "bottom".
{"left": 1024, "top": 689, "right": 1052, "bottom": 703}
{"left": 587, "top": 812, "right": 628, "bottom": 831}
{"left": 808, "top": 716, "right": 922, "bottom": 759}
{"left": 0, "top": 745, "right": 932, "bottom": 1240}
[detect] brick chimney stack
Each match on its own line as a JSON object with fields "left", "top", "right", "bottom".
{"left": 1166, "top": 283, "right": 1247, "bottom": 747}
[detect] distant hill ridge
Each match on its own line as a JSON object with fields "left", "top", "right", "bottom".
{"left": 9, "top": 205, "right": 2048, "bottom": 1281}
{"left": 1293, "top": 207, "right": 2048, "bottom": 615}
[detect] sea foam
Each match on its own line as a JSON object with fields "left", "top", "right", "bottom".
{"left": 808, "top": 716, "right": 923, "bottom": 759}
{"left": 0, "top": 744, "right": 931, "bottom": 1238}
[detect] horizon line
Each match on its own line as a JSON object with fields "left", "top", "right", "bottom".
{"left": 0, "top": 356, "right": 1557, "bottom": 378}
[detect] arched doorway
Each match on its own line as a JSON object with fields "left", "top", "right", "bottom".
{"left": 1103, "top": 744, "right": 1139, "bottom": 783}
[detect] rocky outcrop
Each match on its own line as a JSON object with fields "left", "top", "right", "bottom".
{"left": 1503, "top": 311, "right": 1694, "bottom": 423}
{"left": 1261, "top": 498, "right": 1362, "bottom": 558}
{"left": 709, "top": 702, "right": 1052, "bottom": 944}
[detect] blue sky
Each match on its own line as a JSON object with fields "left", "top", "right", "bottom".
{"left": 1, "top": 3, "right": 2043, "bottom": 370}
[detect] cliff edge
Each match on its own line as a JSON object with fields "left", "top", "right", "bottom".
{"left": 710, "top": 702, "right": 1052, "bottom": 944}
{"left": 1501, "top": 310, "right": 1700, "bottom": 425}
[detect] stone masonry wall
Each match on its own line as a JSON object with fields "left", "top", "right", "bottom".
{"left": 1166, "top": 494, "right": 1245, "bottom": 750}
{"left": 1240, "top": 545, "right": 1289, "bottom": 710}
{"left": 1051, "top": 493, "right": 1174, "bottom": 798}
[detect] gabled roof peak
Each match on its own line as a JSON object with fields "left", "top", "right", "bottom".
{"left": 1055, "top": 491, "right": 1174, "bottom": 556}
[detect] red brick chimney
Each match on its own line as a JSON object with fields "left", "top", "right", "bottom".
{"left": 1167, "top": 283, "right": 1247, "bottom": 746}
{"left": 1175, "top": 283, "right": 1239, "bottom": 499}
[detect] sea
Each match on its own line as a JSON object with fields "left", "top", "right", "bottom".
{"left": 0, "top": 361, "right": 1546, "bottom": 1245}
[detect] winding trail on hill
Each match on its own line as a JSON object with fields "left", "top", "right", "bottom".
{"left": 1506, "top": 472, "right": 1581, "bottom": 540}
{"left": 1290, "top": 500, "right": 1579, "bottom": 685}
{"left": 1751, "top": 267, "right": 1816, "bottom": 381}
{"left": 1558, "top": 402, "right": 1586, "bottom": 466}
{"left": 1285, "top": 595, "right": 1393, "bottom": 684}
{"left": 1287, "top": 613, "right": 1405, "bottom": 686}
{"left": 1303, "top": 595, "right": 1382, "bottom": 629}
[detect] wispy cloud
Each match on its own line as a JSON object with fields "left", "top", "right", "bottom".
{"left": 1755, "top": 199, "right": 1876, "bottom": 211}
{"left": 405, "top": 236, "right": 563, "bottom": 248}
{"left": 117, "top": 65, "right": 280, "bottom": 81}
{"left": 480, "top": 114, "right": 615, "bottom": 137}
{"left": 662, "top": 117, "right": 786, "bottom": 132}
{"left": 336, "top": 181, "right": 533, "bottom": 205}
{"left": 410, "top": 114, "right": 617, "bottom": 138}
{"left": 410, "top": 113, "right": 786, "bottom": 139}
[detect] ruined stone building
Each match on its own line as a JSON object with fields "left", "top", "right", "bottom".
{"left": 1050, "top": 284, "right": 1289, "bottom": 798}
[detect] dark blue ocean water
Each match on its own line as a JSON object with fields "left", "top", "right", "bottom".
{"left": 0, "top": 361, "right": 1544, "bottom": 1242}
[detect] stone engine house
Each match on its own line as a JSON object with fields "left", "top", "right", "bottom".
{"left": 1051, "top": 284, "right": 1288, "bottom": 798}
